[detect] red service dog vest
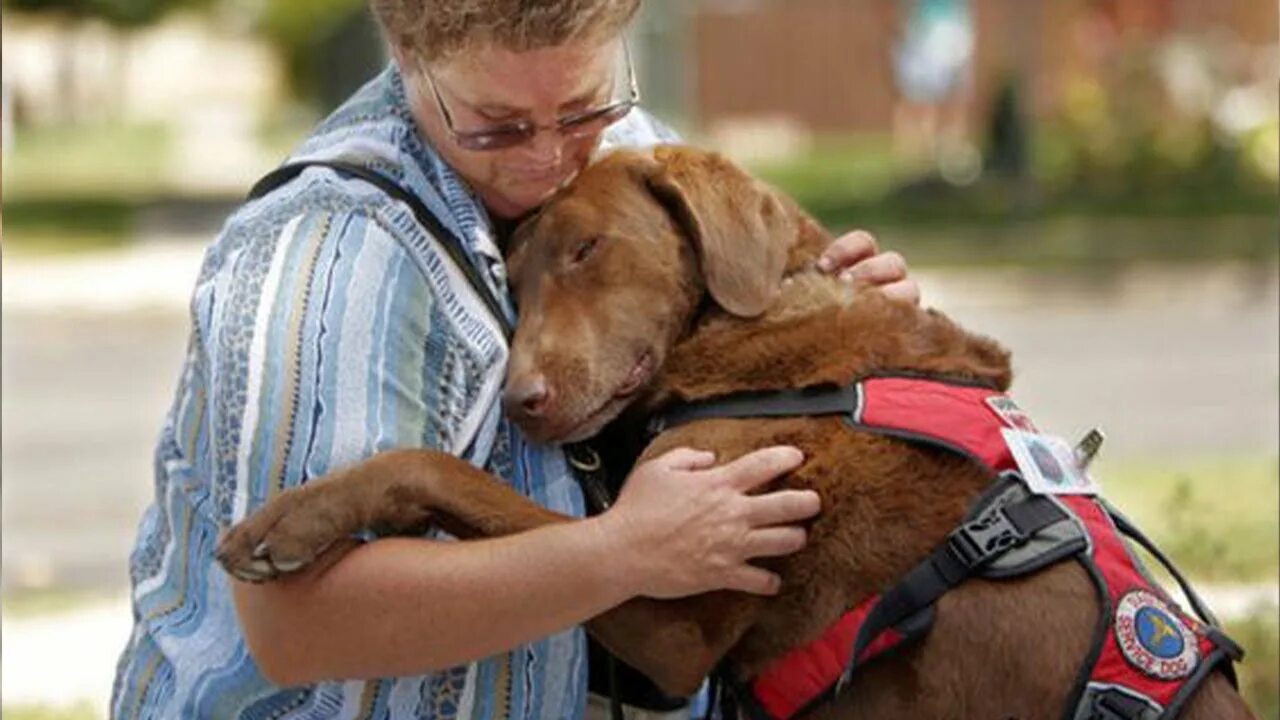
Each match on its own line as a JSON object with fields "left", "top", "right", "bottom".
{"left": 657, "top": 375, "right": 1243, "bottom": 720}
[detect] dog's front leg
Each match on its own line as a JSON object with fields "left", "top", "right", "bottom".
{"left": 216, "top": 448, "right": 569, "bottom": 582}
{"left": 216, "top": 448, "right": 755, "bottom": 696}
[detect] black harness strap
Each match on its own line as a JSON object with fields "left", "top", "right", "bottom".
{"left": 249, "top": 159, "right": 515, "bottom": 340}
{"left": 652, "top": 384, "right": 861, "bottom": 434}
{"left": 845, "top": 492, "right": 1069, "bottom": 673}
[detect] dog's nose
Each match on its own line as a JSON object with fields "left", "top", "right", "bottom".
{"left": 507, "top": 375, "right": 552, "bottom": 418}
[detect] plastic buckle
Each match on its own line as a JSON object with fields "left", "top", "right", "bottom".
{"left": 946, "top": 505, "right": 1024, "bottom": 569}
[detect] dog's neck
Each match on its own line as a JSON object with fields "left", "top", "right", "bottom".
{"left": 641, "top": 273, "right": 1013, "bottom": 414}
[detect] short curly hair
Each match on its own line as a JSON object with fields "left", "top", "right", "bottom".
{"left": 370, "top": 0, "right": 641, "bottom": 65}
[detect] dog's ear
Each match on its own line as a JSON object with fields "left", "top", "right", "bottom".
{"left": 643, "top": 146, "right": 796, "bottom": 317}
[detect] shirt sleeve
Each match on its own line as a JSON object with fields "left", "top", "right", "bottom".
{"left": 197, "top": 198, "right": 488, "bottom": 527}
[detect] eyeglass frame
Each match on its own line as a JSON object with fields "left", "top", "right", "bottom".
{"left": 422, "top": 40, "right": 641, "bottom": 152}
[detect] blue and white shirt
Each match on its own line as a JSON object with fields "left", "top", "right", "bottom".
{"left": 111, "top": 64, "right": 678, "bottom": 720}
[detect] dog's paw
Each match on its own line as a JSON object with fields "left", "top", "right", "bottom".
{"left": 214, "top": 492, "right": 343, "bottom": 583}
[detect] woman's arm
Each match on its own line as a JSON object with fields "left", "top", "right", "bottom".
{"left": 233, "top": 517, "right": 626, "bottom": 685}
{"left": 233, "top": 446, "right": 816, "bottom": 686}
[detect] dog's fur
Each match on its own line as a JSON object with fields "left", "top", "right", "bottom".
{"left": 217, "top": 146, "right": 1253, "bottom": 719}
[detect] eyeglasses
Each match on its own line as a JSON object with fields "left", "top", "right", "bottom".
{"left": 424, "top": 41, "right": 641, "bottom": 152}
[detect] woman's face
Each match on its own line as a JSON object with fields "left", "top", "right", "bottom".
{"left": 406, "top": 38, "right": 624, "bottom": 219}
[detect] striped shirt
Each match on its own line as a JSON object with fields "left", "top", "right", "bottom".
{"left": 111, "top": 64, "right": 678, "bottom": 720}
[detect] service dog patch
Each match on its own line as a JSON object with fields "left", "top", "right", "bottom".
{"left": 1115, "top": 589, "right": 1200, "bottom": 680}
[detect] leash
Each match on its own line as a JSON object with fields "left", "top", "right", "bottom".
{"left": 250, "top": 159, "right": 515, "bottom": 339}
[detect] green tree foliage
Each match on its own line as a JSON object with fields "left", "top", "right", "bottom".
{"left": 257, "top": 0, "right": 375, "bottom": 106}
{"left": 2, "top": 0, "right": 210, "bottom": 28}
{"left": 6, "top": 0, "right": 382, "bottom": 107}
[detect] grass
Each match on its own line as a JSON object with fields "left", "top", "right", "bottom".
{"left": 1, "top": 704, "right": 101, "bottom": 720}
{"left": 1229, "top": 609, "right": 1280, "bottom": 720}
{"left": 2, "top": 588, "right": 123, "bottom": 619}
{"left": 749, "top": 135, "right": 1280, "bottom": 268}
{"left": 4, "top": 122, "right": 174, "bottom": 202}
{"left": 3, "top": 196, "right": 138, "bottom": 255}
{"left": 1098, "top": 455, "right": 1279, "bottom": 582}
{"left": 747, "top": 135, "right": 901, "bottom": 208}
{"left": 2, "top": 122, "right": 168, "bottom": 254}
{"left": 859, "top": 214, "right": 1279, "bottom": 269}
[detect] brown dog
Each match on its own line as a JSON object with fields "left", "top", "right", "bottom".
{"left": 218, "top": 146, "right": 1253, "bottom": 719}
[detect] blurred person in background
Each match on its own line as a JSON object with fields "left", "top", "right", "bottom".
{"left": 891, "top": 0, "right": 978, "bottom": 182}
{"left": 109, "top": 1, "right": 920, "bottom": 718}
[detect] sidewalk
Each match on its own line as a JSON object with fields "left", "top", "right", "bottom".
{"left": 2, "top": 240, "right": 205, "bottom": 314}
{"left": 3, "top": 597, "right": 133, "bottom": 715}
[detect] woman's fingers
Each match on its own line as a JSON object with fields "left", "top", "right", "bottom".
{"left": 744, "top": 525, "right": 809, "bottom": 559}
{"left": 879, "top": 278, "right": 922, "bottom": 305}
{"left": 818, "top": 229, "right": 879, "bottom": 272}
{"left": 744, "top": 489, "right": 822, "bottom": 527}
{"left": 838, "top": 250, "right": 908, "bottom": 286}
{"left": 723, "top": 565, "right": 783, "bottom": 596}
{"left": 715, "top": 446, "right": 805, "bottom": 491}
{"left": 656, "top": 446, "right": 718, "bottom": 471}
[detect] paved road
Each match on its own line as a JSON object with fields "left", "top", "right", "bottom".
{"left": 927, "top": 262, "right": 1280, "bottom": 459}
{"left": 3, "top": 245, "right": 1277, "bottom": 595}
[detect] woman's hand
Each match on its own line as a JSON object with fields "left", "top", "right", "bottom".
{"left": 817, "top": 229, "right": 921, "bottom": 305}
{"left": 599, "top": 446, "right": 818, "bottom": 600}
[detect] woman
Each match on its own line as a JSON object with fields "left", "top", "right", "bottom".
{"left": 111, "top": 1, "right": 919, "bottom": 718}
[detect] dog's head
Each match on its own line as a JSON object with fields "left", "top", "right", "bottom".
{"left": 503, "top": 145, "right": 805, "bottom": 443}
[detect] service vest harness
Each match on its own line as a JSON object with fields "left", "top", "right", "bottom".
{"left": 654, "top": 374, "right": 1243, "bottom": 720}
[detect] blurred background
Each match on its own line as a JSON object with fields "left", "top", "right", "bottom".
{"left": 1, "top": 0, "right": 1277, "bottom": 717}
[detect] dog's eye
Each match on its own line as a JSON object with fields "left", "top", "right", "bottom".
{"left": 570, "top": 235, "right": 603, "bottom": 264}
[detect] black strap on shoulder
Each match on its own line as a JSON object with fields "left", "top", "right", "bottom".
{"left": 248, "top": 159, "right": 515, "bottom": 340}
{"left": 847, "top": 493, "right": 1069, "bottom": 670}
{"left": 652, "top": 384, "right": 861, "bottom": 436}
